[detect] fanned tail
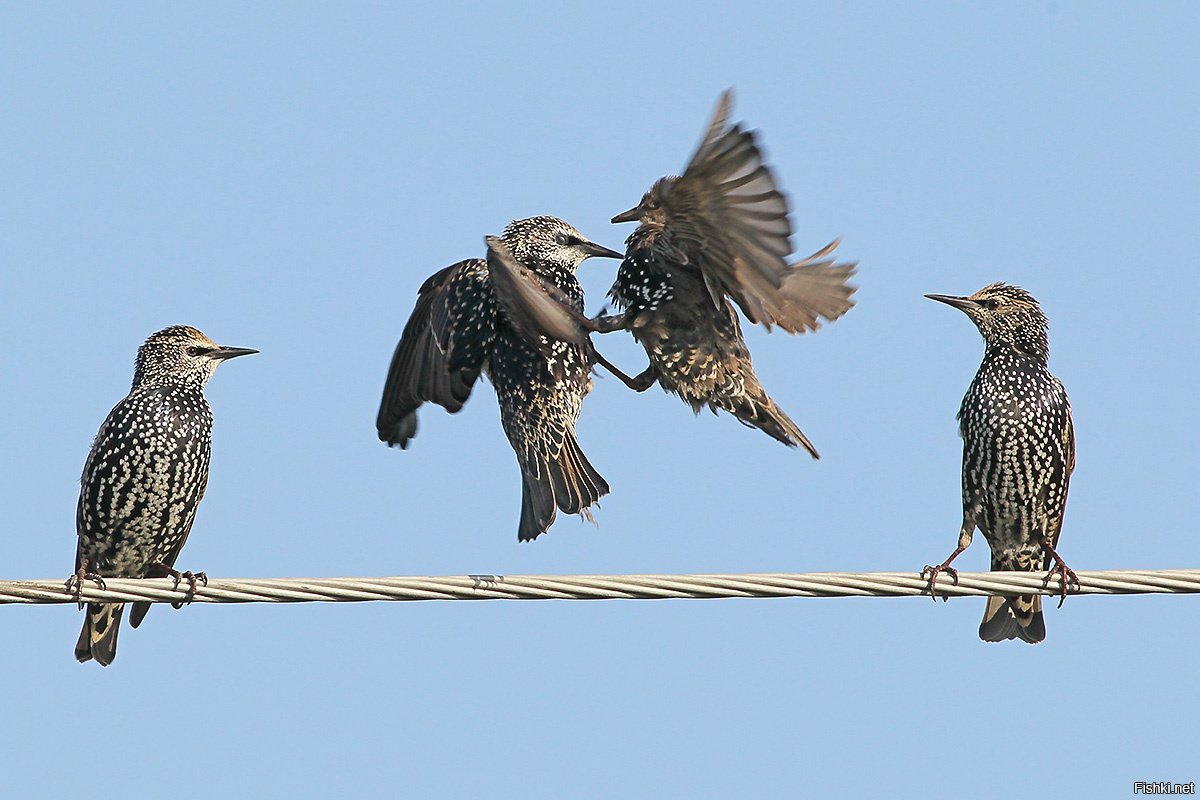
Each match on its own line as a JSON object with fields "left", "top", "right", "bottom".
{"left": 767, "top": 241, "right": 858, "bottom": 335}
{"left": 517, "top": 435, "right": 610, "bottom": 542}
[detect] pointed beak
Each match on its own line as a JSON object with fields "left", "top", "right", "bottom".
{"left": 579, "top": 240, "right": 624, "bottom": 260}
{"left": 611, "top": 205, "right": 642, "bottom": 224}
{"left": 212, "top": 346, "right": 259, "bottom": 360}
{"left": 925, "top": 293, "right": 977, "bottom": 312}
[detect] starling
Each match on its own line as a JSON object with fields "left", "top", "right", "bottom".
{"left": 70, "top": 326, "right": 256, "bottom": 665}
{"left": 922, "top": 283, "right": 1077, "bottom": 644}
{"left": 376, "top": 216, "right": 623, "bottom": 541}
{"left": 601, "top": 90, "right": 856, "bottom": 456}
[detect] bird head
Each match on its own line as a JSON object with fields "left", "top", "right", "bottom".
{"left": 501, "top": 216, "right": 623, "bottom": 273}
{"left": 926, "top": 282, "right": 1050, "bottom": 361}
{"left": 611, "top": 177, "right": 673, "bottom": 227}
{"left": 133, "top": 325, "right": 258, "bottom": 388}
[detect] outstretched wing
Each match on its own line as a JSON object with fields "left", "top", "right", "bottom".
{"left": 660, "top": 90, "right": 792, "bottom": 327}
{"left": 658, "top": 91, "right": 857, "bottom": 334}
{"left": 376, "top": 259, "right": 496, "bottom": 448}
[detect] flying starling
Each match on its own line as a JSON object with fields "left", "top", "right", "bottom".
{"left": 376, "top": 216, "right": 623, "bottom": 542}
{"left": 921, "top": 283, "right": 1077, "bottom": 644}
{"left": 599, "top": 90, "right": 857, "bottom": 455}
{"left": 70, "top": 326, "right": 257, "bottom": 665}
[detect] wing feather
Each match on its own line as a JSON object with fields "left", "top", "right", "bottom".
{"left": 484, "top": 236, "right": 590, "bottom": 351}
{"left": 376, "top": 260, "right": 494, "bottom": 448}
{"left": 658, "top": 91, "right": 856, "bottom": 332}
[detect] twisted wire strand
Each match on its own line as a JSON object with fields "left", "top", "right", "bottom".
{"left": 2, "top": 569, "right": 1198, "bottom": 606}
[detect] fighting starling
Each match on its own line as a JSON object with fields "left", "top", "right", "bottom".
{"left": 376, "top": 216, "right": 623, "bottom": 542}
{"left": 600, "top": 90, "right": 857, "bottom": 456}
{"left": 70, "top": 326, "right": 257, "bottom": 665}
{"left": 921, "top": 283, "right": 1077, "bottom": 644}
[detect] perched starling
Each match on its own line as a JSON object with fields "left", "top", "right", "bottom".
{"left": 922, "top": 283, "right": 1076, "bottom": 644}
{"left": 376, "top": 216, "right": 623, "bottom": 541}
{"left": 70, "top": 326, "right": 256, "bottom": 665}
{"left": 600, "top": 90, "right": 856, "bottom": 455}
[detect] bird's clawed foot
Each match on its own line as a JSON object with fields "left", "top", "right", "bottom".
{"left": 150, "top": 561, "right": 208, "bottom": 608}
{"left": 921, "top": 562, "right": 959, "bottom": 602}
{"left": 590, "top": 313, "right": 629, "bottom": 334}
{"left": 1041, "top": 545, "right": 1080, "bottom": 609}
{"left": 65, "top": 560, "right": 106, "bottom": 608}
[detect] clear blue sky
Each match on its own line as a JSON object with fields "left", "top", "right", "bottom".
{"left": 2, "top": 3, "right": 1196, "bottom": 796}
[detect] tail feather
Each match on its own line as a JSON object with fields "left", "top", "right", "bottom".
{"left": 979, "top": 594, "right": 1045, "bottom": 644}
{"left": 766, "top": 242, "right": 858, "bottom": 335}
{"left": 723, "top": 388, "right": 819, "bottom": 458}
{"left": 979, "top": 549, "right": 1047, "bottom": 644}
{"left": 130, "top": 600, "right": 152, "bottom": 628}
{"left": 549, "top": 434, "right": 610, "bottom": 515}
{"left": 75, "top": 602, "right": 125, "bottom": 666}
{"left": 518, "top": 472, "right": 557, "bottom": 543}
{"left": 518, "top": 435, "right": 610, "bottom": 542}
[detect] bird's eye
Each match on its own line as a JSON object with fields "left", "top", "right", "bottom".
{"left": 978, "top": 298, "right": 999, "bottom": 310}
{"left": 186, "top": 346, "right": 205, "bottom": 356}
{"left": 554, "top": 233, "right": 569, "bottom": 245}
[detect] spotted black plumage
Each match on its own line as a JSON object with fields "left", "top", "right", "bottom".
{"left": 376, "top": 216, "right": 623, "bottom": 541}
{"left": 922, "top": 284, "right": 1076, "bottom": 644}
{"left": 72, "top": 326, "right": 257, "bottom": 665}
{"left": 603, "top": 90, "right": 856, "bottom": 455}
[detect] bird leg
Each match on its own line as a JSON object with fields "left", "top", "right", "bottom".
{"left": 592, "top": 350, "right": 657, "bottom": 392}
{"left": 921, "top": 546, "right": 966, "bottom": 603}
{"left": 150, "top": 561, "right": 208, "bottom": 608}
{"left": 1041, "top": 540, "right": 1080, "bottom": 608}
{"left": 923, "top": 515, "right": 976, "bottom": 601}
{"left": 590, "top": 312, "right": 631, "bottom": 333}
{"left": 579, "top": 308, "right": 654, "bottom": 390}
{"left": 922, "top": 516, "right": 976, "bottom": 602}
{"left": 64, "top": 559, "right": 106, "bottom": 609}
{"left": 623, "top": 365, "right": 658, "bottom": 392}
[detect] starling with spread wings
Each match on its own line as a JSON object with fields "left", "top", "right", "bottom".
{"left": 601, "top": 91, "right": 856, "bottom": 456}
{"left": 376, "top": 217, "right": 622, "bottom": 541}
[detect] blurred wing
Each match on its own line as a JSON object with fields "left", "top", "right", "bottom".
{"left": 663, "top": 89, "right": 795, "bottom": 328}
{"left": 376, "top": 260, "right": 494, "bottom": 447}
{"left": 686, "top": 88, "right": 735, "bottom": 167}
{"left": 485, "top": 235, "right": 590, "bottom": 351}
{"left": 765, "top": 240, "right": 859, "bottom": 334}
